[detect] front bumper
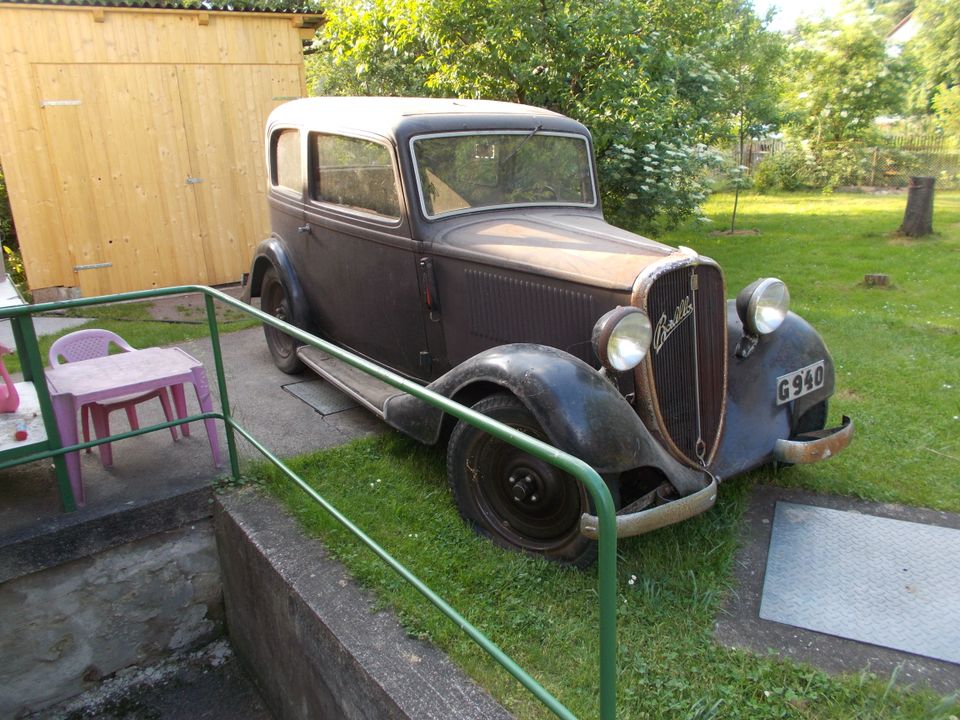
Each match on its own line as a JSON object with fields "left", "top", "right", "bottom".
{"left": 578, "top": 416, "right": 854, "bottom": 539}
{"left": 774, "top": 416, "right": 854, "bottom": 464}
{"left": 579, "top": 475, "right": 718, "bottom": 540}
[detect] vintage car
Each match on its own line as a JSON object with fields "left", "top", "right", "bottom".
{"left": 244, "top": 97, "right": 853, "bottom": 566}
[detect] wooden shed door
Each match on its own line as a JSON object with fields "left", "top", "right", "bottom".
{"left": 36, "top": 62, "right": 302, "bottom": 295}
{"left": 177, "top": 65, "right": 303, "bottom": 287}
{"left": 36, "top": 64, "right": 209, "bottom": 296}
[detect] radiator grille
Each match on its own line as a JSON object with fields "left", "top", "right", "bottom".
{"left": 644, "top": 264, "right": 726, "bottom": 465}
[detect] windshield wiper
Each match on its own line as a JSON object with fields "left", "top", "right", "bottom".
{"left": 498, "top": 120, "right": 542, "bottom": 168}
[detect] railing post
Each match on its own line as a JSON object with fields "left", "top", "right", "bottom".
{"left": 10, "top": 313, "right": 76, "bottom": 511}
{"left": 205, "top": 293, "right": 240, "bottom": 480}
{"left": 597, "top": 498, "right": 618, "bottom": 720}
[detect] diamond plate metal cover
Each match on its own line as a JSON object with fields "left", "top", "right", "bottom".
{"left": 760, "top": 502, "right": 960, "bottom": 663}
{"left": 284, "top": 380, "right": 358, "bottom": 415}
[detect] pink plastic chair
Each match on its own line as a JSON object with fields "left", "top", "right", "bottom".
{"left": 48, "top": 329, "right": 179, "bottom": 467}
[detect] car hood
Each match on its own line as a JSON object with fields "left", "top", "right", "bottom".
{"left": 433, "top": 212, "right": 678, "bottom": 291}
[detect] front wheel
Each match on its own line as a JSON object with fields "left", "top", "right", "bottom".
{"left": 446, "top": 394, "right": 619, "bottom": 568}
{"left": 260, "top": 267, "right": 305, "bottom": 374}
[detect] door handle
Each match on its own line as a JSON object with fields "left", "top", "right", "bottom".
{"left": 298, "top": 224, "right": 311, "bottom": 234}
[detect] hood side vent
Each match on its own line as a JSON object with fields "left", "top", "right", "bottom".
{"left": 465, "top": 269, "right": 595, "bottom": 363}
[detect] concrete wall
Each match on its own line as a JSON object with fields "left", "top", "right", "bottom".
{"left": 217, "top": 491, "right": 513, "bottom": 720}
{"left": 0, "top": 523, "right": 222, "bottom": 717}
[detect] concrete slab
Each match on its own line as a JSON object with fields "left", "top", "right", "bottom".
{"left": 283, "top": 378, "right": 358, "bottom": 415}
{"left": 45, "top": 640, "right": 274, "bottom": 720}
{"left": 715, "top": 485, "right": 960, "bottom": 693}
{"left": 0, "top": 316, "right": 89, "bottom": 346}
{"left": 217, "top": 491, "right": 512, "bottom": 720}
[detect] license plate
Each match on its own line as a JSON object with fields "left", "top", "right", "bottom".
{"left": 776, "top": 360, "right": 825, "bottom": 406}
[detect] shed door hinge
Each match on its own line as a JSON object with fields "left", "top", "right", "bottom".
{"left": 186, "top": 177, "right": 204, "bottom": 185}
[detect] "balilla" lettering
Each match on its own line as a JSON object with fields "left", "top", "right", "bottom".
{"left": 653, "top": 296, "right": 693, "bottom": 354}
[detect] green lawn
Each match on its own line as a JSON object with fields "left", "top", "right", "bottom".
{"left": 259, "top": 191, "right": 959, "bottom": 719}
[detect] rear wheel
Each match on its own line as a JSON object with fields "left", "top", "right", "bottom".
{"left": 261, "top": 267, "right": 305, "bottom": 374}
{"left": 447, "top": 393, "right": 619, "bottom": 568}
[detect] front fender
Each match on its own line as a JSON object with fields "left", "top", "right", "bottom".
{"left": 244, "top": 236, "right": 311, "bottom": 331}
{"left": 712, "top": 302, "right": 838, "bottom": 479}
{"left": 385, "top": 343, "right": 708, "bottom": 493}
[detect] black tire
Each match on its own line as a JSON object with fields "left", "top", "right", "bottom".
{"left": 260, "top": 267, "right": 305, "bottom": 374}
{"left": 446, "top": 393, "right": 619, "bottom": 568}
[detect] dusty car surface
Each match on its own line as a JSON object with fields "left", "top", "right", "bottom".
{"left": 244, "top": 97, "right": 853, "bottom": 566}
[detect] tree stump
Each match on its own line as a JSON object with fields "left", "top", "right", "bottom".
{"left": 898, "top": 176, "right": 935, "bottom": 237}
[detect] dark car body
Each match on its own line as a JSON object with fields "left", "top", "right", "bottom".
{"left": 245, "top": 97, "right": 852, "bottom": 566}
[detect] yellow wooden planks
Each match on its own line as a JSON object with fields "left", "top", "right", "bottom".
{"left": 0, "top": 4, "right": 311, "bottom": 294}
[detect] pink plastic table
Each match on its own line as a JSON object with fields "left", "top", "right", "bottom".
{"left": 45, "top": 346, "right": 222, "bottom": 505}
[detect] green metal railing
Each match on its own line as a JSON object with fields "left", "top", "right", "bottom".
{"left": 0, "top": 285, "right": 618, "bottom": 720}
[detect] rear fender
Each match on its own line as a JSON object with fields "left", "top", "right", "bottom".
{"left": 385, "top": 343, "right": 708, "bottom": 493}
{"left": 244, "top": 237, "right": 311, "bottom": 331}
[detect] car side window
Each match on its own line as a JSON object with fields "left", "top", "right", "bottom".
{"left": 309, "top": 133, "right": 400, "bottom": 220}
{"left": 271, "top": 128, "right": 301, "bottom": 194}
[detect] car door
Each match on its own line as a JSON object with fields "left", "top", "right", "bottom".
{"left": 300, "top": 131, "right": 430, "bottom": 379}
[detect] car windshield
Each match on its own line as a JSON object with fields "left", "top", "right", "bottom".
{"left": 411, "top": 131, "right": 597, "bottom": 218}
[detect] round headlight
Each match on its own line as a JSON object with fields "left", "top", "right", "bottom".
{"left": 592, "top": 307, "right": 652, "bottom": 372}
{"left": 736, "top": 278, "right": 790, "bottom": 335}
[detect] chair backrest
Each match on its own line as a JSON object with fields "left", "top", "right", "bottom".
{"left": 48, "top": 329, "right": 136, "bottom": 368}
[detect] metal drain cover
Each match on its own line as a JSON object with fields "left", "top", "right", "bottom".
{"left": 284, "top": 379, "right": 358, "bottom": 416}
{"left": 760, "top": 502, "right": 960, "bottom": 663}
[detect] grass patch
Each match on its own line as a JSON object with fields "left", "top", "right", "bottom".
{"left": 261, "top": 436, "right": 955, "bottom": 719}
{"left": 255, "top": 191, "right": 959, "bottom": 719}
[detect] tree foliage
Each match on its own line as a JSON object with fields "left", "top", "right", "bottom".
{"left": 911, "top": 0, "right": 960, "bottom": 136}
{"left": 913, "top": 0, "right": 960, "bottom": 89}
{"left": 781, "top": 5, "right": 910, "bottom": 144}
{"left": 309, "top": 0, "right": 781, "bottom": 234}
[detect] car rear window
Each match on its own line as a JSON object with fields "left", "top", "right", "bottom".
{"left": 309, "top": 134, "right": 400, "bottom": 220}
{"left": 271, "top": 128, "right": 301, "bottom": 194}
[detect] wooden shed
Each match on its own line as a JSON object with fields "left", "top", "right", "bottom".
{"left": 0, "top": 1, "right": 324, "bottom": 298}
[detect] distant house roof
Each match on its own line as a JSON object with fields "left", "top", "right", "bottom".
{"left": 886, "top": 12, "right": 918, "bottom": 48}
{"left": 0, "top": 0, "right": 321, "bottom": 13}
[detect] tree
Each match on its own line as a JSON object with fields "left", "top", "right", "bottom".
{"left": 308, "top": 0, "right": 766, "bottom": 234}
{"left": 911, "top": 0, "right": 960, "bottom": 136}
{"left": 718, "top": 7, "right": 785, "bottom": 231}
{"left": 781, "top": 4, "right": 909, "bottom": 144}
{"left": 913, "top": 0, "right": 960, "bottom": 90}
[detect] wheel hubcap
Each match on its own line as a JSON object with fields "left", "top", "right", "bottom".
{"left": 476, "top": 445, "right": 583, "bottom": 544}
{"left": 508, "top": 469, "right": 540, "bottom": 503}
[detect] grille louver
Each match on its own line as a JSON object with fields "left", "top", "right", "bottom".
{"left": 465, "top": 269, "right": 596, "bottom": 362}
{"left": 641, "top": 264, "right": 726, "bottom": 466}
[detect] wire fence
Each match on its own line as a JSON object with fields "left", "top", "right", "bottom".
{"left": 734, "top": 137, "right": 960, "bottom": 190}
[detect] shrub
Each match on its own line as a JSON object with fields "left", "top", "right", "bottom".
{"left": 753, "top": 143, "right": 813, "bottom": 192}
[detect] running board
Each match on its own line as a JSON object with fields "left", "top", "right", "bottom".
{"left": 297, "top": 346, "right": 404, "bottom": 419}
